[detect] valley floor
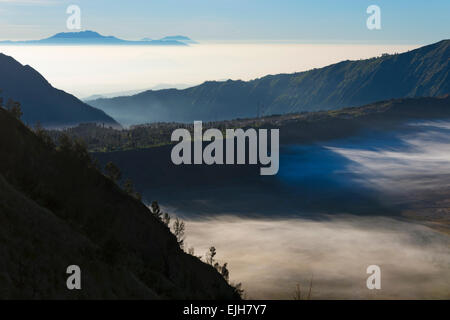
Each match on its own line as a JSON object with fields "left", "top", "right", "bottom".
{"left": 92, "top": 119, "right": 450, "bottom": 299}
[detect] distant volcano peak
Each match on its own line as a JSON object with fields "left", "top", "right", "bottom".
{"left": 50, "top": 30, "right": 102, "bottom": 38}
{"left": 0, "top": 30, "right": 190, "bottom": 46}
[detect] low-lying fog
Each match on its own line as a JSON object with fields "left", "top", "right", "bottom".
{"left": 164, "top": 121, "right": 450, "bottom": 299}
{"left": 182, "top": 215, "right": 450, "bottom": 299}
{"left": 142, "top": 121, "right": 450, "bottom": 217}
{"left": 328, "top": 121, "right": 450, "bottom": 196}
{"left": 95, "top": 120, "right": 450, "bottom": 298}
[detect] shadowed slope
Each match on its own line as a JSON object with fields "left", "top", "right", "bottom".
{"left": 0, "top": 107, "right": 237, "bottom": 299}
{"left": 0, "top": 53, "right": 120, "bottom": 128}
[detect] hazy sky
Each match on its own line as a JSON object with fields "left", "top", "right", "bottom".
{"left": 0, "top": 43, "right": 419, "bottom": 97}
{"left": 0, "top": 0, "right": 449, "bottom": 43}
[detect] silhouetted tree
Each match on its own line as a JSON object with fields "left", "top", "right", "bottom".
{"left": 206, "top": 246, "right": 216, "bottom": 265}
{"left": 293, "top": 276, "right": 313, "bottom": 300}
{"left": 221, "top": 263, "right": 229, "bottom": 282}
{"left": 231, "top": 283, "right": 245, "bottom": 299}
{"left": 104, "top": 161, "right": 121, "bottom": 183}
{"left": 162, "top": 212, "right": 171, "bottom": 226}
{"left": 173, "top": 218, "right": 185, "bottom": 249}
{"left": 150, "top": 201, "right": 162, "bottom": 220}
{"left": 293, "top": 283, "right": 302, "bottom": 300}
{"left": 150, "top": 201, "right": 173, "bottom": 224}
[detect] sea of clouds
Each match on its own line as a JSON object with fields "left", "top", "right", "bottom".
{"left": 181, "top": 121, "right": 450, "bottom": 299}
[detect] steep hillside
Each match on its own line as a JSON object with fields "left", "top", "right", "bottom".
{"left": 0, "top": 53, "right": 119, "bottom": 128}
{"left": 0, "top": 107, "right": 238, "bottom": 299}
{"left": 89, "top": 40, "right": 450, "bottom": 126}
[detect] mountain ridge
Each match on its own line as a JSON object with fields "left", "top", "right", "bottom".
{"left": 0, "top": 53, "right": 120, "bottom": 128}
{"left": 88, "top": 39, "right": 450, "bottom": 126}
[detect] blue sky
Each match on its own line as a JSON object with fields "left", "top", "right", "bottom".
{"left": 0, "top": 0, "right": 449, "bottom": 43}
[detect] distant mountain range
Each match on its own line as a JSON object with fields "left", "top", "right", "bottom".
{"left": 0, "top": 30, "right": 192, "bottom": 46}
{"left": 0, "top": 53, "right": 120, "bottom": 128}
{"left": 88, "top": 39, "right": 450, "bottom": 127}
{"left": 159, "top": 35, "right": 197, "bottom": 44}
{"left": 142, "top": 35, "right": 196, "bottom": 44}
{"left": 81, "top": 83, "right": 193, "bottom": 102}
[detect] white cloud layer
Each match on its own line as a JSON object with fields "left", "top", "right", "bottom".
{"left": 184, "top": 215, "right": 450, "bottom": 299}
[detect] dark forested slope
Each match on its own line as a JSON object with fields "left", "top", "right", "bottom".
{"left": 0, "top": 107, "right": 238, "bottom": 299}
